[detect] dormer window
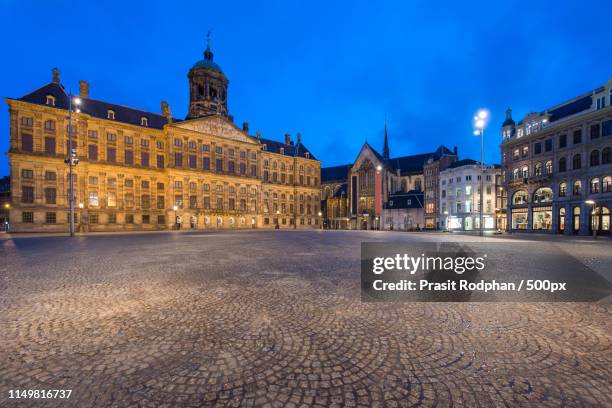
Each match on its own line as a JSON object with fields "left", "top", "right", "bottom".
{"left": 262, "top": 144, "right": 267, "bottom": 151}
{"left": 107, "top": 110, "right": 115, "bottom": 120}
{"left": 280, "top": 147, "right": 284, "bottom": 155}
{"left": 141, "top": 117, "right": 148, "bottom": 126}
{"left": 305, "top": 152, "right": 310, "bottom": 159}
{"left": 46, "top": 95, "right": 56, "bottom": 106}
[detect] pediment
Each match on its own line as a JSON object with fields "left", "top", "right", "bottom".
{"left": 174, "top": 115, "right": 257, "bottom": 144}
{"left": 353, "top": 144, "right": 384, "bottom": 170}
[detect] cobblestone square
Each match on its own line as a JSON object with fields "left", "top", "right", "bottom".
{"left": 1, "top": 230, "right": 611, "bottom": 407}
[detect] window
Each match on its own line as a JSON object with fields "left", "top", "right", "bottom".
{"left": 88, "top": 176, "right": 98, "bottom": 185}
{"left": 590, "top": 178, "right": 600, "bottom": 193}
{"left": 124, "top": 193, "right": 134, "bottom": 208}
{"left": 21, "top": 133, "right": 33, "bottom": 152}
{"left": 512, "top": 149, "right": 519, "bottom": 160}
{"left": 174, "top": 152, "right": 183, "bottom": 167}
{"left": 125, "top": 214, "right": 134, "bottom": 224}
{"left": 533, "top": 187, "right": 553, "bottom": 203}
{"left": 603, "top": 120, "right": 612, "bottom": 137}
{"left": 44, "top": 187, "right": 57, "bottom": 204}
{"left": 521, "top": 166, "right": 529, "bottom": 178}
{"left": 590, "top": 150, "right": 600, "bottom": 166}
{"left": 157, "top": 196, "right": 165, "bottom": 209}
{"left": 21, "top": 186, "right": 34, "bottom": 203}
{"left": 22, "top": 212, "right": 34, "bottom": 223}
{"left": 535, "top": 163, "right": 542, "bottom": 176}
{"left": 44, "top": 120, "right": 56, "bottom": 131}
{"left": 603, "top": 176, "right": 612, "bottom": 193}
{"left": 512, "top": 190, "right": 528, "bottom": 205}
{"left": 174, "top": 138, "right": 183, "bottom": 147}
{"left": 558, "top": 157, "right": 567, "bottom": 173}
{"left": 157, "top": 154, "right": 164, "bottom": 169}
{"left": 107, "top": 192, "right": 117, "bottom": 207}
{"left": 141, "top": 180, "right": 150, "bottom": 189}
{"left": 188, "top": 141, "right": 196, "bottom": 150}
{"left": 21, "top": 117, "right": 33, "bottom": 126}
{"left": 88, "top": 130, "right": 98, "bottom": 139}
{"left": 45, "top": 171, "right": 56, "bottom": 181}
{"left": 545, "top": 139, "right": 552, "bottom": 152}
{"left": 534, "top": 142, "right": 542, "bottom": 155}
{"left": 532, "top": 206, "right": 552, "bottom": 231}
{"left": 559, "top": 134, "right": 567, "bottom": 148}
{"left": 202, "top": 144, "right": 210, "bottom": 152}
{"left": 559, "top": 182, "right": 567, "bottom": 197}
{"left": 251, "top": 165, "right": 257, "bottom": 177}
{"left": 215, "top": 146, "right": 222, "bottom": 154}
{"left": 591, "top": 124, "right": 600, "bottom": 139}
{"left": 141, "top": 117, "right": 148, "bottom": 126}
{"left": 21, "top": 169, "right": 34, "bottom": 179}
{"left": 141, "top": 195, "right": 151, "bottom": 209}
{"left": 573, "top": 154, "right": 581, "bottom": 170}
{"left": 545, "top": 161, "right": 553, "bottom": 174}
{"left": 573, "top": 130, "right": 582, "bottom": 144}
{"left": 107, "top": 110, "right": 115, "bottom": 120}
{"left": 157, "top": 215, "right": 166, "bottom": 225}
{"left": 573, "top": 180, "right": 581, "bottom": 196}
{"left": 141, "top": 151, "right": 150, "bottom": 167}
{"left": 602, "top": 147, "right": 611, "bottom": 164}
{"left": 88, "top": 144, "right": 98, "bottom": 161}
{"left": 228, "top": 161, "right": 235, "bottom": 173}
{"left": 142, "top": 215, "right": 150, "bottom": 224}
{"left": 229, "top": 198, "right": 235, "bottom": 210}
{"left": 156, "top": 141, "right": 164, "bottom": 149}
{"left": 125, "top": 150, "right": 134, "bottom": 165}
{"left": 216, "top": 159, "right": 223, "bottom": 172}
{"left": 108, "top": 213, "right": 117, "bottom": 224}
{"left": 522, "top": 146, "right": 529, "bottom": 157}
{"left": 174, "top": 180, "right": 182, "bottom": 189}
{"left": 175, "top": 195, "right": 183, "bottom": 209}
{"left": 203, "top": 183, "right": 210, "bottom": 192}
{"left": 124, "top": 136, "right": 133, "bottom": 145}
{"left": 573, "top": 207, "right": 580, "bottom": 233}
{"left": 46, "top": 95, "right": 56, "bottom": 106}
{"left": 107, "top": 147, "right": 116, "bottom": 163}
{"left": 44, "top": 137, "right": 56, "bottom": 155}
{"left": 203, "top": 196, "right": 210, "bottom": 209}
{"left": 45, "top": 212, "right": 56, "bottom": 224}
{"left": 141, "top": 138, "right": 150, "bottom": 148}
{"left": 89, "top": 191, "right": 99, "bottom": 206}
{"left": 216, "top": 197, "right": 223, "bottom": 210}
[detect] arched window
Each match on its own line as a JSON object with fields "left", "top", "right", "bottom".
{"left": 46, "top": 95, "right": 55, "bottom": 106}
{"left": 513, "top": 168, "right": 519, "bottom": 180}
{"left": 512, "top": 190, "right": 529, "bottom": 205}
{"left": 602, "top": 147, "right": 611, "bottom": 165}
{"left": 535, "top": 163, "right": 542, "bottom": 176}
{"left": 559, "top": 182, "right": 567, "bottom": 197}
{"left": 573, "top": 154, "right": 581, "bottom": 170}
{"left": 533, "top": 187, "right": 553, "bottom": 203}
{"left": 545, "top": 161, "right": 553, "bottom": 174}
{"left": 573, "top": 206, "right": 580, "bottom": 233}
{"left": 558, "top": 157, "right": 567, "bottom": 172}
{"left": 521, "top": 166, "right": 529, "bottom": 178}
{"left": 590, "top": 150, "right": 600, "bottom": 166}
{"left": 590, "top": 177, "right": 600, "bottom": 193}
{"left": 107, "top": 110, "right": 115, "bottom": 120}
{"left": 558, "top": 207, "right": 566, "bottom": 233}
{"left": 604, "top": 176, "right": 612, "bottom": 193}
{"left": 573, "top": 180, "right": 582, "bottom": 195}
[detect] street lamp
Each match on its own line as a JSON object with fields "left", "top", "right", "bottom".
{"left": 65, "top": 93, "right": 82, "bottom": 237}
{"left": 443, "top": 210, "right": 449, "bottom": 232}
{"left": 473, "top": 109, "right": 489, "bottom": 237}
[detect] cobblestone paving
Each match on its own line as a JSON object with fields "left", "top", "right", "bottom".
{"left": 0, "top": 231, "right": 610, "bottom": 407}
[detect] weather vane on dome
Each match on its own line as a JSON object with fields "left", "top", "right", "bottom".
{"left": 206, "top": 30, "right": 211, "bottom": 50}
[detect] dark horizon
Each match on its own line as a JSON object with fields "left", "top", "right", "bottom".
{"left": 2, "top": 0, "right": 611, "bottom": 176}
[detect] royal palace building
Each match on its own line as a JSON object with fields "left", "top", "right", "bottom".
{"left": 5, "top": 43, "right": 321, "bottom": 232}
{"left": 501, "top": 78, "right": 612, "bottom": 235}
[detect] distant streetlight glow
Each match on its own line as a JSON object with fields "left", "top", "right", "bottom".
{"left": 473, "top": 130, "right": 480, "bottom": 136}
{"left": 585, "top": 199, "right": 595, "bottom": 205}
{"left": 475, "top": 119, "right": 485, "bottom": 129}
{"left": 73, "top": 97, "right": 81, "bottom": 105}
{"left": 376, "top": 165, "right": 382, "bottom": 171}
{"left": 173, "top": 205, "right": 178, "bottom": 211}
{"left": 478, "top": 110, "right": 488, "bottom": 119}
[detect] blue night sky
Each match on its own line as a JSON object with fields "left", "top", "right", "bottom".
{"left": 1, "top": 0, "right": 611, "bottom": 176}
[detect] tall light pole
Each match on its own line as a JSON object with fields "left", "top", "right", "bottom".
{"left": 473, "top": 109, "right": 488, "bottom": 237}
{"left": 66, "top": 94, "right": 81, "bottom": 236}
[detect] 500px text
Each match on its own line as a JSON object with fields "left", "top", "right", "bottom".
{"left": 373, "top": 279, "right": 567, "bottom": 293}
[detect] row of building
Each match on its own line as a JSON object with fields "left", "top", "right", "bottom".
{"left": 321, "top": 78, "right": 612, "bottom": 236}
{"left": 3, "top": 40, "right": 611, "bottom": 236}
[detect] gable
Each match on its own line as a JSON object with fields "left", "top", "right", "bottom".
{"left": 174, "top": 115, "right": 257, "bottom": 144}
{"left": 353, "top": 144, "right": 384, "bottom": 171}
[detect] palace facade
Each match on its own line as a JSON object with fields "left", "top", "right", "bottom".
{"left": 500, "top": 78, "right": 612, "bottom": 235}
{"left": 5, "top": 43, "right": 321, "bottom": 232}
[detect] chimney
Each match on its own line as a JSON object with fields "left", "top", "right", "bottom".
{"left": 285, "top": 133, "right": 291, "bottom": 145}
{"left": 243, "top": 122, "right": 249, "bottom": 133}
{"left": 161, "top": 101, "right": 172, "bottom": 124}
{"left": 79, "top": 80, "right": 89, "bottom": 98}
{"left": 453, "top": 145, "right": 458, "bottom": 155}
{"left": 52, "top": 67, "right": 60, "bottom": 84}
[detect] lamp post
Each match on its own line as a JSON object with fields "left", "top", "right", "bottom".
{"left": 173, "top": 205, "right": 179, "bottom": 230}
{"left": 443, "top": 210, "right": 449, "bottom": 232}
{"left": 318, "top": 211, "right": 323, "bottom": 229}
{"left": 66, "top": 95, "right": 81, "bottom": 236}
{"left": 473, "top": 109, "right": 488, "bottom": 237}
{"left": 585, "top": 199, "right": 596, "bottom": 238}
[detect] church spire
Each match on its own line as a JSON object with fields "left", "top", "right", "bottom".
{"left": 204, "top": 30, "right": 213, "bottom": 61}
{"left": 382, "top": 120, "right": 390, "bottom": 159}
